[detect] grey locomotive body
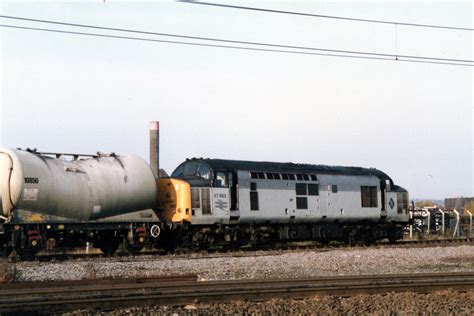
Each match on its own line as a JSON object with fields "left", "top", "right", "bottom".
{"left": 172, "top": 158, "right": 409, "bottom": 245}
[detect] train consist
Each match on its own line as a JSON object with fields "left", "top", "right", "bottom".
{"left": 0, "top": 128, "right": 409, "bottom": 259}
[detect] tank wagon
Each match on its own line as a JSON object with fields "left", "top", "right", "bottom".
{"left": 170, "top": 158, "right": 409, "bottom": 248}
{"left": 0, "top": 147, "right": 189, "bottom": 259}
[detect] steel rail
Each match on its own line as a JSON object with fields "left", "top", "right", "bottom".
{"left": 0, "top": 273, "right": 473, "bottom": 313}
{"left": 6, "top": 237, "right": 471, "bottom": 262}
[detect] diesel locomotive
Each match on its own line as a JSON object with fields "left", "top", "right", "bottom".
{"left": 170, "top": 158, "right": 409, "bottom": 248}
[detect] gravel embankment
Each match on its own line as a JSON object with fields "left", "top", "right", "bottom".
{"left": 2, "top": 245, "right": 473, "bottom": 282}
{"left": 2, "top": 245, "right": 472, "bottom": 315}
{"left": 65, "top": 290, "right": 473, "bottom": 315}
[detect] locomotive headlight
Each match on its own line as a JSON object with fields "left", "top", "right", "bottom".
{"left": 31, "top": 240, "right": 37, "bottom": 246}
{"left": 139, "top": 237, "right": 144, "bottom": 243}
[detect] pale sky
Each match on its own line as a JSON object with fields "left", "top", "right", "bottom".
{"left": 0, "top": 0, "right": 472, "bottom": 200}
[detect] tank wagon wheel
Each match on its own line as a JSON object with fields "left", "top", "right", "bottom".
{"left": 2, "top": 246, "right": 14, "bottom": 258}
{"left": 98, "top": 240, "right": 120, "bottom": 256}
{"left": 94, "top": 234, "right": 120, "bottom": 256}
{"left": 0, "top": 236, "right": 14, "bottom": 258}
{"left": 124, "top": 239, "right": 143, "bottom": 255}
{"left": 15, "top": 246, "right": 39, "bottom": 261}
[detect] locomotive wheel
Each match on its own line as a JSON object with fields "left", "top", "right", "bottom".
{"left": 387, "top": 232, "right": 398, "bottom": 244}
{"left": 387, "top": 225, "right": 400, "bottom": 244}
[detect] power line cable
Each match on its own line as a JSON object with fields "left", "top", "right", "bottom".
{"left": 1, "top": 24, "right": 472, "bottom": 67}
{"left": 0, "top": 15, "right": 472, "bottom": 64}
{"left": 180, "top": 1, "right": 474, "bottom": 31}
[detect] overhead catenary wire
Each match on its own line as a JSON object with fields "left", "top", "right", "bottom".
{"left": 180, "top": 1, "right": 474, "bottom": 32}
{"left": 0, "top": 15, "right": 472, "bottom": 65}
{"left": 1, "top": 24, "right": 472, "bottom": 67}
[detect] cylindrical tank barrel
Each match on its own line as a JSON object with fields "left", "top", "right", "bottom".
{"left": 0, "top": 148, "right": 157, "bottom": 221}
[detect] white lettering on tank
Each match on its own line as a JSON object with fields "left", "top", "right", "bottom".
{"left": 23, "top": 188, "right": 39, "bottom": 201}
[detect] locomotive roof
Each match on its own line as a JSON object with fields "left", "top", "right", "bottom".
{"left": 184, "top": 158, "right": 393, "bottom": 182}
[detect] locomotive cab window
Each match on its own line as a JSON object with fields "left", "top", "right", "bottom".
{"left": 171, "top": 165, "right": 184, "bottom": 178}
{"left": 183, "top": 162, "right": 197, "bottom": 176}
{"left": 331, "top": 185, "right": 338, "bottom": 193}
{"left": 197, "top": 163, "right": 211, "bottom": 180}
{"left": 214, "top": 172, "right": 228, "bottom": 187}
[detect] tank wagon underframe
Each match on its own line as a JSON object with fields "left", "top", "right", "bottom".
{"left": 0, "top": 220, "right": 176, "bottom": 260}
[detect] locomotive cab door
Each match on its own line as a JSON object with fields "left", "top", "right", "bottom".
{"left": 229, "top": 171, "right": 240, "bottom": 220}
{"left": 380, "top": 180, "right": 387, "bottom": 218}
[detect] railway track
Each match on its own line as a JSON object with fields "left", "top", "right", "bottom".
{"left": 0, "top": 272, "right": 473, "bottom": 313}
{"left": 4, "top": 237, "right": 472, "bottom": 262}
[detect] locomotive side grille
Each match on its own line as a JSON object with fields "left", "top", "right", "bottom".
{"left": 201, "top": 188, "right": 211, "bottom": 215}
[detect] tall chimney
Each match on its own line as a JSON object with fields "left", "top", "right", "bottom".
{"left": 149, "top": 121, "right": 159, "bottom": 179}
